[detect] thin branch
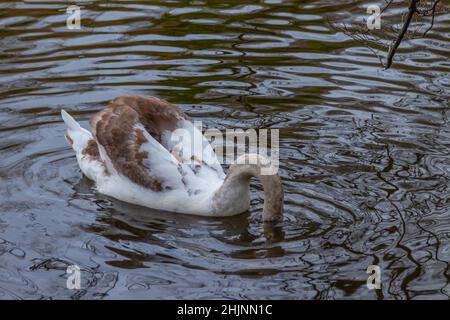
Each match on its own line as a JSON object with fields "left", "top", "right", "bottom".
{"left": 331, "top": 21, "right": 387, "bottom": 67}
{"left": 423, "top": 0, "right": 440, "bottom": 36}
{"left": 381, "top": 0, "right": 395, "bottom": 15}
{"left": 327, "top": 0, "right": 446, "bottom": 70}
{"left": 385, "top": 0, "right": 420, "bottom": 69}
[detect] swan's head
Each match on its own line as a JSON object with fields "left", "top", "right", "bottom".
{"left": 228, "top": 154, "right": 284, "bottom": 222}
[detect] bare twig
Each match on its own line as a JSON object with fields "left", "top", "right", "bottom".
{"left": 385, "top": 0, "right": 419, "bottom": 69}
{"left": 328, "top": 0, "right": 447, "bottom": 69}
{"left": 423, "top": 0, "right": 440, "bottom": 36}
{"left": 381, "top": 0, "right": 395, "bottom": 15}
{"left": 330, "top": 20, "right": 387, "bottom": 67}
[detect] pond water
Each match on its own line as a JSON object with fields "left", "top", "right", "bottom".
{"left": 0, "top": 0, "right": 449, "bottom": 299}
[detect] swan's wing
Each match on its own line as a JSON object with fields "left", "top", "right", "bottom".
{"left": 90, "top": 96, "right": 185, "bottom": 191}
{"left": 162, "top": 118, "right": 225, "bottom": 180}
{"left": 89, "top": 96, "right": 223, "bottom": 193}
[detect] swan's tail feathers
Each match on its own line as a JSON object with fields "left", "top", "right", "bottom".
{"left": 61, "top": 109, "right": 92, "bottom": 152}
{"left": 61, "top": 109, "right": 81, "bottom": 131}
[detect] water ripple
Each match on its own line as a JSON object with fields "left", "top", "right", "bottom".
{"left": 0, "top": 0, "right": 449, "bottom": 299}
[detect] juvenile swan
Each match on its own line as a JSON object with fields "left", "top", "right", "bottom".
{"left": 61, "top": 96, "right": 283, "bottom": 221}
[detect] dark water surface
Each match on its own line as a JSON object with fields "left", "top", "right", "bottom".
{"left": 1, "top": 0, "right": 450, "bottom": 299}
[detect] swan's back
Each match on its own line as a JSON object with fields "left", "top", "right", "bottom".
{"left": 90, "top": 96, "right": 188, "bottom": 191}
{"left": 63, "top": 96, "right": 225, "bottom": 214}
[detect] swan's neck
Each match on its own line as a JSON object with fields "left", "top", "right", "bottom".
{"left": 211, "top": 155, "right": 283, "bottom": 221}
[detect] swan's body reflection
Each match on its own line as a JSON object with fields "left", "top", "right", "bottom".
{"left": 73, "top": 176, "right": 286, "bottom": 272}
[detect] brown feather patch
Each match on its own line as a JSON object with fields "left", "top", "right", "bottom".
{"left": 81, "top": 139, "right": 109, "bottom": 175}
{"left": 134, "top": 128, "right": 148, "bottom": 165}
{"left": 108, "top": 95, "right": 187, "bottom": 144}
{"left": 82, "top": 139, "right": 101, "bottom": 160}
{"left": 90, "top": 96, "right": 187, "bottom": 191}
